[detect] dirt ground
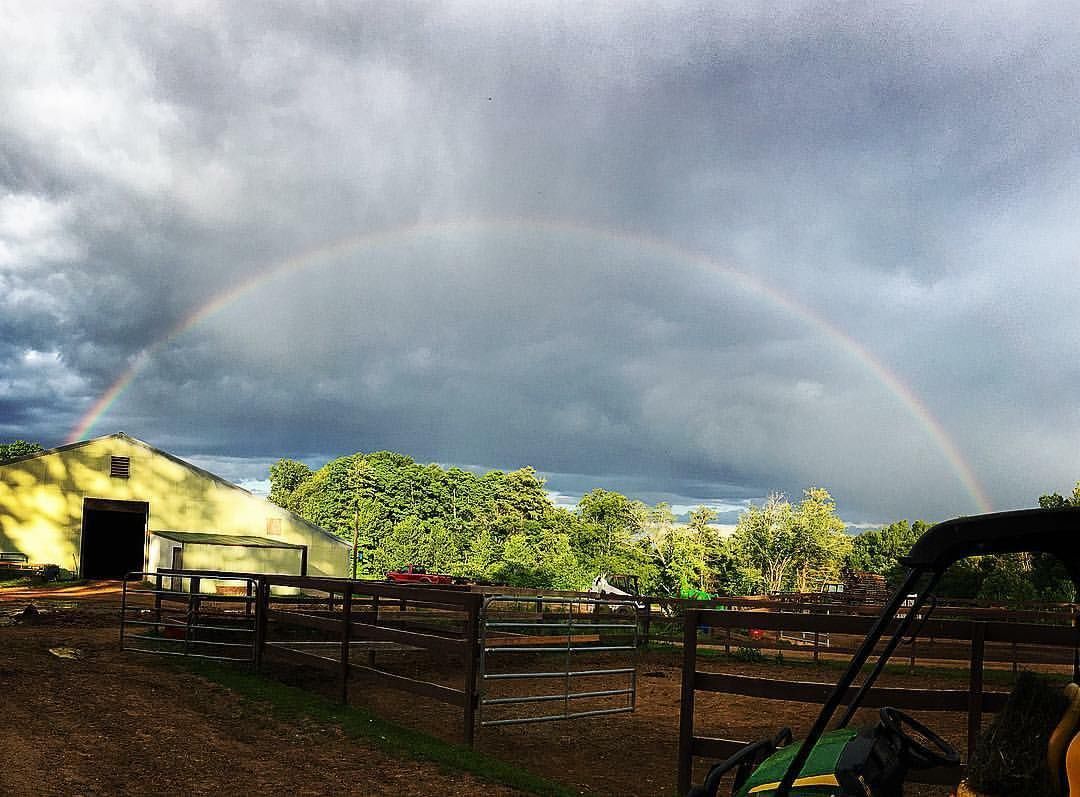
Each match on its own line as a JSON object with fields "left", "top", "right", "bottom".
{"left": 326, "top": 645, "right": 972, "bottom": 797}
{"left": 0, "top": 594, "right": 1005, "bottom": 797}
{"left": 0, "top": 614, "right": 522, "bottom": 796}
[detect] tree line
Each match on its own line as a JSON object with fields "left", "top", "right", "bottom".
{"left": 265, "top": 448, "right": 1074, "bottom": 601}
{"left": 3, "top": 438, "right": 1073, "bottom": 602}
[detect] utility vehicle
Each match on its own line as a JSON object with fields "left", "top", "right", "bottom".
{"left": 385, "top": 565, "right": 457, "bottom": 585}
{"left": 687, "top": 507, "right": 1080, "bottom": 797}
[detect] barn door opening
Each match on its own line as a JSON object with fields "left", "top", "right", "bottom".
{"left": 80, "top": 499, "right": 149, "bottom": 579}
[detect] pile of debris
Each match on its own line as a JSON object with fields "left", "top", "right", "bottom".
{"left": 839, "top": 568, "right": 891, "bottom": 604}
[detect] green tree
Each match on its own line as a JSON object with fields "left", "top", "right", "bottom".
{"left": 1039, "top": 482, "right": 1080, "bottom": 509}
{"left": 977, "top": 555, "right": 1039, "bottom": 605}
{"left": 0, "top": 440, "right": 44, "bottom": 462}
{"left": 688, "top": 505, "right": 719, "bottom": 537}
{"left": 708, "top": 535, "right": 761, "bottom": 596}
{"left": 494, "top": 533, "right": 545, "bottom": 587}
{"left": 641, "top": 503, "right": 712, "bottom": 595}
{"left": 577, "top": 488, "right": 643, "bottom": 557}
{"left": 847, "top": 520, "right": 930, "bottom": 576}
{"left": 732, "top": 493, "right": 797, "bottom": 594}
{"left": 648, "top": 525, "right": 707, "bottom": 596}
{"left": 790, "top": 488, "right": 850, "bottom": 592}
{"left": 268, "top": 458, "right": 313, "bottom": 510}
{"left": 462, "top": 525, "right": 503, "bottom": 582}
{"left": 349, "top": 457, "right": 383, "bottom": 577}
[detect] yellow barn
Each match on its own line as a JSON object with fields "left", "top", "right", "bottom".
{"left": 0, "top": 432, "right": 349, "bottom": 579}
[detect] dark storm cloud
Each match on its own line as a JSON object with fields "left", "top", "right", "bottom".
{"left": 2, "top": 2, "right": 1079, "bottom": 522}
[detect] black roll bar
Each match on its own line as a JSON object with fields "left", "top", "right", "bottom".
{"left": 769, "top": 507, "right": 1080, "bottom": 796}
{"left": 773, "top": 567, "right": 926, "bottom": 797}
{"left": 837, "top": 569, "right": 944, "bottom": 729}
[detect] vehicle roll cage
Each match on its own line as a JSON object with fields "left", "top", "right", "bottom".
{"left": 772, "top": 507, "right": 1080, "bottom": 797}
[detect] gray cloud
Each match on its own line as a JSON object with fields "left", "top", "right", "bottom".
{"left": 3, "top": 2, "right": 1080, "bottom": 523}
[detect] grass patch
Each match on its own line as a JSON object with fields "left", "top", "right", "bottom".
{"left": 0, "top": 576, "right": 87, "bottom": 589}
{"left": 0, "top": 577, "right": 36, "bottom": 588}
{"left": 178, "top": 660, "right": 584, "bottom": 797}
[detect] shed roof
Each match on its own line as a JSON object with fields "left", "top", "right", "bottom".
{"left": 151, "top": 530, "right": 306, "bottom": 550}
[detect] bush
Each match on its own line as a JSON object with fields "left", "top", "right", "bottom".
{"left": 732, "top": 646, "right": 765, "bottom": 663}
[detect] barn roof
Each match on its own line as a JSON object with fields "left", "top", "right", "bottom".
{"left": 2, "top": 432, "right": 348, "bottom": 548}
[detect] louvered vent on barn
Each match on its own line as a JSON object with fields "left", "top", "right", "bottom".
{"left": 110, "top": 455, "right": 130, "bottom": 479}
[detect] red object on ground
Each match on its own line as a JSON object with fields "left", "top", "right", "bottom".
{"left": 749, "top": 628, "right": 765, "bottom": 639}
{"left": 385, "top": 565, "right": 455, "bottom": 585}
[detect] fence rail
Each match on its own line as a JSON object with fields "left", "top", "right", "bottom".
{"left": 642, "top": 598, "right": 1080, "bottom": 669}
{"left": 120, "top": 572, "right": 259, "bottom": 663}
{"left": 257, "top": 575, "right": 484, "bottom": 744}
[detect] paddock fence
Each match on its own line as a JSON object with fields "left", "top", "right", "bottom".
{"left": 120, "top": 571, "right": 260, "bottom": 662}
{"left": 257, "top": 574, "right": 484, "bottom": 745}
{"left": 640, "top": 595, "right": 1080, "bottom": 669}
{"left": 676, "top": 606, "right": 1080, "bottom": 795}
{"left": 120, "top": 570, "right": 644, "bottom": 746}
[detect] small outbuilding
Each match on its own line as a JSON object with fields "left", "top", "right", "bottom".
{"left": 0, "top": 432, "right": 349, "bottom": 579}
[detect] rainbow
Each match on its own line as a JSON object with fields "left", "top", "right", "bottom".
{"left": 67, "top": 218, "right": 994, "bottom": 513}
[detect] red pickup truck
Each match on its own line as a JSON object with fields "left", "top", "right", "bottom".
{"left": 385, "top": 565, "right": 456, "bottom": 585}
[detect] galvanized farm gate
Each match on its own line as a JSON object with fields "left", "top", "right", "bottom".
{"left": 120, "top": 571, "right": 259, "bottom": 663}
{"left": 478, "top": 594, "right": 639, "bottom": 727}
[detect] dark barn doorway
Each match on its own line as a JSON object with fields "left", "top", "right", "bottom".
{"left": 80, "top": 499, "right": 148, "bottom": 579}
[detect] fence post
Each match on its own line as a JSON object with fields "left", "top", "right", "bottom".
{"left": 369, "top": 594, "right": 380, "bottom": 668}
{"left": 154, "top": 572, "right": 163, "bottom": 635}
{"left": 119, "top": 579, "right": 128, "bottom": 650}
{"left": 1074, "top": 610, "right": 1080, "bottom": 683}
{"left": 641, "top": 602, "right": 652, "bottom": 649}
{"left": 254, "top": 577, "right": 269, "bottom": 673}
{"left": 190, "top": 576, "right": 203, "bottom": 654}
{"left": 341, "top": 585, "right": 353, "bottom": 704}
{"left": 677, "top": 608, "right": 699, "bottom": 796}
{"left": 463, "top": 597, "right": 480, "bottom": 747}
{"left": 967, "top": 622, "right": 986, "bottom": 759}
{"left": 184, "top": 593, "right": 194, "bottom": 657}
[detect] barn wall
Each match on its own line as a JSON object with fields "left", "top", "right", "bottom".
{"left": 180, "top": 543, "right": 302, "bottom": 576}
{"left": 0, "top": 435, "right": 348, "bottom": 576}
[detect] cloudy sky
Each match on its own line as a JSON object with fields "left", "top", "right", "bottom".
{"left": 3, "top": 1, "right": 1079, "bottom": 524}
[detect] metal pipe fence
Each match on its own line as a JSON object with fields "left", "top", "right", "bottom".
{"left": 120, "top": 571, "right": 649, "bottom": 744}
{"left": 479, "top": 594, "right": 639, "bottom": 727}
{"left": 120, "top": 571, "right": 259, "bottom": 663}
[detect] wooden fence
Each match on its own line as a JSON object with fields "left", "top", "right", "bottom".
{"left": 641, "top": 597, "right": 1080, "bottom": 668}
{"left": 676, "top": 606, "right": 1080, "bottom": 795}
{"left": 255, "top": 574, "right": 485, "bottom": 745}
{"left": 149, "top": 569, "right": 485, "bottom": 744}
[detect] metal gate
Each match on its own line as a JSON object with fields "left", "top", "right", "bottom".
{"left": 120, "top": 571, "right": 259, "bottom": 663}
{"left": 479, "top": 594, "right": 639, "bottom": 727}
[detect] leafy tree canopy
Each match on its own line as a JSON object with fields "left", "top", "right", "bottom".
{"left": 0, "top": 440, "right": 44, "bottom": 462}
